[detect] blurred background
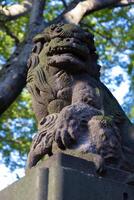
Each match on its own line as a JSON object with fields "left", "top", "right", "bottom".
{"left": 0, "top": 0, "right": 134, "bottom": 190}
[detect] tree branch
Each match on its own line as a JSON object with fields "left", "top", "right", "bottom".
{"left": 56, "top": 0, "right": 134, "bottom": 24}
{"left": 29, "top": 0, "right": 46, "bottom": 26}
{"left": 61, "top": 0, "right": 68, "bottom": 8}
{"left": 117, "top": 0, "right": 134, "bottom": 6}
{"left": 0, "top": 0, "right": 47, "bottom": 115}
{"left": 84, "top": 25, "right": 118, "bottom": 47}
{"left": 0, "top": 0, "right": 33, "bottom": 21}
{"left": 1, "top": 24, "right": 20, "bottom": 45}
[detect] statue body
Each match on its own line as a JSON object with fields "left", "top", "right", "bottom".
{"left": 27, "top": 23, "right": 134, "bottom": 173}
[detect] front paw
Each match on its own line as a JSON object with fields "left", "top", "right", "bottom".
{"left": 27, "top": 113, "right": 58, "bottom": 168}
{"left": 55, "top": 119, "right": 78, "bottom": 150}
{"left": 55, "top": 107, "right": 80, "bottom": 149}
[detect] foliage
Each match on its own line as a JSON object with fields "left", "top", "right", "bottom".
{"left": 0, "top": 89, "right": 36, "bottom": 170}
{"left": 81, "top": 6, "right": 134, "bottom": 119}
{"left": 0, "top": 15, "right": 29, "bottom": 63}
{"left": 0, "top": 0, "right": 134, "bottom": 170}
{"left": 82, "top": 6, "right": 134, "bottom": 84}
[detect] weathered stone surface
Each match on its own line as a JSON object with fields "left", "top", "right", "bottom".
{"left": 26, "top": 23, "right": 134, "bottom": 172}
{"left": 0, "top": 168, "right": 49, "bottom": 200}
{"left": 0, "top": 154, "right": 134, "bottom": 200}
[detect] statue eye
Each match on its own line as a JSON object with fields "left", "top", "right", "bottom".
{"left": 50, "top": 24, "right": 56, "bottom": 30}
{"left": 55, "top": 27, "right": 62, "bottom": 33}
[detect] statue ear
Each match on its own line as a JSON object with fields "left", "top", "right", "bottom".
{"left": 27, "top": 53, "right": 39, "bottom": 69}
{"left": 32, "top": 42, "right": 43, "bottom": 54}
{"left": 33, "top": 33, "right": 46, "bottom": 43}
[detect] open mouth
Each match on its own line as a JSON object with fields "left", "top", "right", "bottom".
{"left": 48, "top": 53, "right": 85, "bottom": 66}
{"left": 47, "top": 45, "right": 89, "bottom": 61}
{"left": 46, "top": 42, "right": 90, "bottom": 70}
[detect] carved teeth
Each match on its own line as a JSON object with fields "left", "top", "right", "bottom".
{"left": 47, "top": 44, "right": 89, "bottom": 60}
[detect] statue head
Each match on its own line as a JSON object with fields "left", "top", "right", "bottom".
{"left": 30, "top": 23, "right": 101, "bottom": 79}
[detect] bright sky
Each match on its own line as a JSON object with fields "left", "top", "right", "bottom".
{"left": 0, "top": 66, "right": 130, "bottom": 191}
{"left": 0, "top": 163, "right": 24, "bottom": 191}
{"left": 107, "top": 66, "right": 130, "bottom": 105}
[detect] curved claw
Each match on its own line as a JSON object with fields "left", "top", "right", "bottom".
{"left": 93, "top": 154, "right": 106, "bottom": 175}
{"left": 27, "top": 143, "right": 53, "bottom": 169}
{"left": 26, "top": 131, "right": 54, "bottom": 169}
{"left": 55, "top": 132, "right": 66, "bottom": 150}
{"left": 55, "top": 128, "right": 76, "bottom": 150}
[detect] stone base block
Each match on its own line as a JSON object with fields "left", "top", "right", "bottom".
{"left": 0, "top": 153, "right": 134, "bottom": 200}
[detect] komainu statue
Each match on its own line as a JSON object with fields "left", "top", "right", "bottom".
{"left": 26, "top": 23, "right": 134, "bottom": 173}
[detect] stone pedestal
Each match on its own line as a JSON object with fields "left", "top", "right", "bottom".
{"left": 0, "top": 153, "right": 134, "bottom": 200}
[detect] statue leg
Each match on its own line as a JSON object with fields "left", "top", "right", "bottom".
{"left": 26, "top": 113, "right": 58, "bottom": 168}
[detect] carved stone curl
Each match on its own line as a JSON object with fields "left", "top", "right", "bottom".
{"left": 26, "top": 23, "right": 134, "bottom": 173}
